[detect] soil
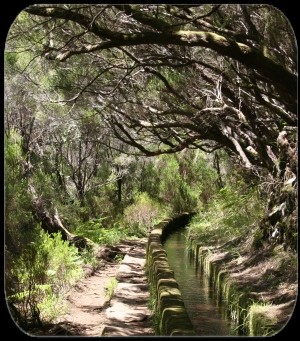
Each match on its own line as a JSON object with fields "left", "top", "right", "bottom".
{"left": 41, "top": 263, "right": 116, "bottom": 336}
{"left": 31, "top": 238, "right": 153, "bottom": 337}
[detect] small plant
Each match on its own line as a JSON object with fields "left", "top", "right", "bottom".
{"left": 246, "top": 302, "right": 277, "bottom": 336}
{"left": 114, "top": 253, "right": 125, "bottom": 264}
{"left": 124, "top": 192, "right": 163, "bottom": 235}
{"left": 187, "top": 183, "right": 264, "bottom": 246}
{"left": 98, "top": 227, "right": 127, "bottom": 245}
{"left": 80, "top": 246, "right": 98, "bottom": 268}
{"left": 7, "top": 230, "right": 83, "bottom": 327}
{"left": 74, "top": 220, "right": 128, "bottom": 246}
{"left": 105, "top": 278, "right": 118, "bottom": 301}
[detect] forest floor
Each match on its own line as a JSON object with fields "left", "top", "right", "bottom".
{"left": 32, "top": 238, "right": 153, "bottom": 336}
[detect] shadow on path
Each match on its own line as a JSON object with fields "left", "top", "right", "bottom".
{"left": 102, "top": 238, "right": 154, "bottom": 336}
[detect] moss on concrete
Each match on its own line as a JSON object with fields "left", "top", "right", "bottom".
{"left": 247, "top": 303, "right": 277, "bottom": 336}
{"left": 146, "top": 215, "right": 196, "bottom": 336}
{"left": 188, "top": 238, "right": 283, "bottom": 336}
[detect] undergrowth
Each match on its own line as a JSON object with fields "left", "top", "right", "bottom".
{"left": 187, "top": 183, "right": 264, "bottom": 245}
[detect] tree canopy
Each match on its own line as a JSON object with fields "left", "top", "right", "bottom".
{"left": 5, "top": 4, "right": 297, "bottom": 253}
{"left": 6, "top": 5, "right": 297, "bottom": 175}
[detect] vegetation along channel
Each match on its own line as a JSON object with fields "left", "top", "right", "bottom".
{"left": 4, "top": 4, "right": 297, "bottom": 337}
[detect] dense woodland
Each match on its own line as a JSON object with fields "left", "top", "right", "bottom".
{"left": 4, "top": 5, "right": 297, "bottom": 331}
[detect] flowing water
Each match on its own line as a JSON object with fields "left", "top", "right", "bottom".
{"left": 163, "top": 228, "right": 238, "bottom": 336}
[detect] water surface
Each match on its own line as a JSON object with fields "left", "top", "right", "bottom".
{"left": 163, "top": 228, "right": 237, "bottom": 336}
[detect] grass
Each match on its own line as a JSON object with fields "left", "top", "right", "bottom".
{"left": 105, "top": 278, "right": 118, "bottom": 301}
{"left": 147, "top": 283, "right": 160, "bottom": 335}
{"left": 246, "top": 302, "right": 277, "bottom": 336}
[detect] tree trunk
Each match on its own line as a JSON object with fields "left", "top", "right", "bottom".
{"left": 117, "top": 177, "right": 122, "bottom": 204}
{"left": 260, "top": 129, "right": 297, "bottom": 251}
{"left": 213, "top": 152, "right": 224, "bottom": 189}
{"left": 28, "top": 183, "right": 95, "bottom": 250}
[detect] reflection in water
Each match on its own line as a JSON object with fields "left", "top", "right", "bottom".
{"left": 163, "top": 228, "right": 237, "bottom": 336}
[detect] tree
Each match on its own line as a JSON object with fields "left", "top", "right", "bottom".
{"left": 13, "top": 5, "right": 294, "bottom": 170}
{"left": 5, "top": 4, "right": 297, "bottom": 249}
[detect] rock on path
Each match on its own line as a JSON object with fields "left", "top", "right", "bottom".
{"left": 102, "top": 239, "right": 154, "bottom": 336}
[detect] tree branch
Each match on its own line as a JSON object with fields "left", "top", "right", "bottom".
{"left": 25, "top": 5, "right": 297, "bottom": 101}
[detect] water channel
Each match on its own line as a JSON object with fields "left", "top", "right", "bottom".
{"left": 163, "top": 227, "right": 238, "bottom": 336}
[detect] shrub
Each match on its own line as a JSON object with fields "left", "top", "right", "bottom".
{"left": 188, "top": 183, "right": 263, "bottom": 245}
{"left": 157, "top": 153, "right": 202, "bottom": 214}
{"left": 73, "top": 218, "right": 128, "bottom": 245}
{"left": 5, "top": 130, "right": 36, "bottom": 252}
{"left": 6, "top": 230, "right": 83, "bottom": 328}
{"left": 124, "top": 192, "right": 165, "bottom": 235}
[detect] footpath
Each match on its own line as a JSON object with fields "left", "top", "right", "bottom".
{"left": 102, "top": 238, "right": 154, "bottom": 336}
{"left": 47, "top": 238, "right": 154, "bottom": 336}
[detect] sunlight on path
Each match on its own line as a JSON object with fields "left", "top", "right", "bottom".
{"left": 102, "top": 239, "right": 154, "bottom": 336}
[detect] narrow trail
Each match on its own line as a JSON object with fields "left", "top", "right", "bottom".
{"left": 58, "top": 263, "right": 116, "bottom": 336}
{"left": 49, "top": 238, "right": 153, "bottom": 336}
{"left": 103, "top": 239, "right": 153, "bottom": 336}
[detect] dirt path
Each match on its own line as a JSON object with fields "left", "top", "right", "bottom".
{"left": 44, "top": 238, "right": 153, "bottom": 336}
{"left": 103, "top": 239, "right": 154, "bottom": 336}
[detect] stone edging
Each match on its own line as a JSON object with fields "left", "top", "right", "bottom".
{"left": 146, "top": 214, "right": 196, "bottom": 336}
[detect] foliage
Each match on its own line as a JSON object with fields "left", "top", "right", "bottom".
{"left": 105, "top": 278, "right": 118, "bottom": 301}
{"left": 4, "top": 5, "right": 297, "bottom": 333}
{"left": 124, "top": 192, "right": 167, "bottom": 235}
{"left": 158, "top": 154, "right": 199, "bottom": 213}
{"left": 7, "top": 231, "right": 83, "bottom": 327}
{"left": 74, "top": 218, "right": 129, "bottom": 245}
{"left": 5, "top": 130, "right": 36, "bottom": 250}
{"left": 188, "top": 180, "right": 264, "bottom": 245}
{"left": 79, "top": 247, "right": 99, "bottom": 268}
{"left": 5, "top": 4, "right": 297, "bottom": 252}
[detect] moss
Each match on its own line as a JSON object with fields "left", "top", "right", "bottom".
{"left": 175, "top": 30, "right": 229, "bottom": 45}
{"left": 197, "top": 247, "right": 246, "bottom": 328}
{"left": 161, "top": 311, "right": 195, "bottom": 336}
{"left": 149, "top": 217, "right": 284, "bottom": 336}
{"left": 282, "top": 183, "right": 294, "bottom": 193}
{"left": 216, "top": 269, "right": 227, "bottom": 295}
{"left": 191, "top": 238, "right": 284, "bottom": 336}
{"left": 247, "top": 303, "right": 277, "bottom": 336}
{"left": 146, "top": 216, "right": 196, "bottom": 336}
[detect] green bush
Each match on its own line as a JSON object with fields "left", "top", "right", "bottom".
{"left": 5, "top": 130, "right": 36, "bottom": 251}
{"left": 124, "top": 192, "right": 167, "bottom": 235}
{"left": 73, "top": 218, "right": 124, "bottom": 245}
{"left": 7, "top": 230, "right": 83, "bottom": 327}
{"left": 96, "top": 225, "right": 128, "bottom": 245}
{"left": 158, "top": 154, "right": 199, "bottom": 213}
{"left": 188, "top": 183, "right": 263, "bottom": 245}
